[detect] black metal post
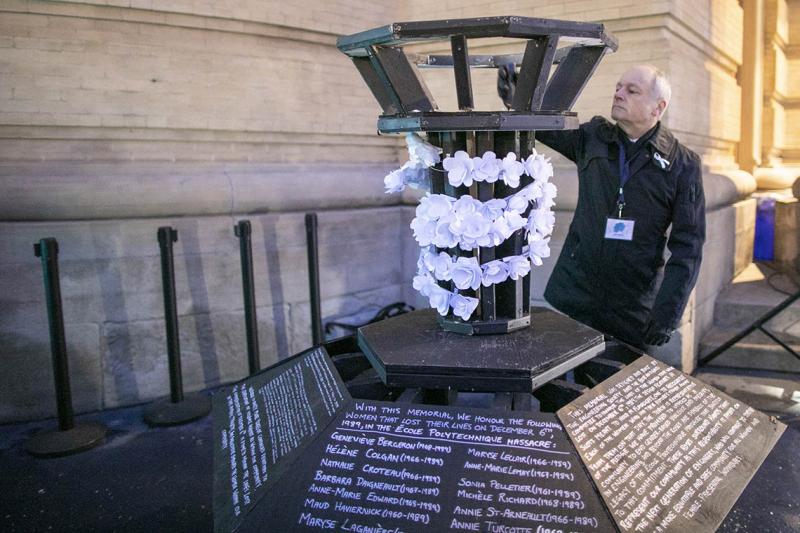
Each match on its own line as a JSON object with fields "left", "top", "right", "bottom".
{"left": 36, "top": 239, "right": 73, "bottom": 430}
{"left": 143, "top": 226, "right": 210, "bottom": 427}
{"left": 235, "top": 220, "right": 260, "bottom": 375}
{"left": 26, "top": 238, "right": 106, "bottom": 457}
{"left": 305, "top": 213, "right": 324, "bottom": 346}
{"left": 159, "top": 226, "right": 183, "bottom": 403}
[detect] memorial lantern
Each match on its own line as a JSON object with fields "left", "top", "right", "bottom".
{"left": 338, "top": 16, "right": 617, "bottom": 335}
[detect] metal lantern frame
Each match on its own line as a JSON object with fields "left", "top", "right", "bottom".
{"left": 338, "top": 16, "right": 617, "bottom": 334}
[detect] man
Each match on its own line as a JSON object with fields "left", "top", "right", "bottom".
{"left": 534, "top": 65, "right": 705, "bottom": 348}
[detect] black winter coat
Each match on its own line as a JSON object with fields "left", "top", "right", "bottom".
{"left": 536, "top": 117, "right": 705, "bottom": 347}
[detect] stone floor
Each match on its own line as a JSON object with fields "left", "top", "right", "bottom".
{"left": 0, "top": 367, "right": 798, "bottom": 532}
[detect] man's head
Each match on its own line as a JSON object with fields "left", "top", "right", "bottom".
{"left": 611, "top": 65, "right": 671, "bottom": 138}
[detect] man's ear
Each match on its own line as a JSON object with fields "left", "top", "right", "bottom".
{"left": 653, "top": 99, "right": 667, "bottom": 118}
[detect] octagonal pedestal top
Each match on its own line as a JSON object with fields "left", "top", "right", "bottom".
{"left": 357, "top": 307, "right": 604, "bottom": 392}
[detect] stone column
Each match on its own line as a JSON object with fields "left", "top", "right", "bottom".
{"left": 739, "top": 0, "right": 765, "bottom": 174}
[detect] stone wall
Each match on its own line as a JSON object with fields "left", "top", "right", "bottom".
{"left": 0, "top": 0, "right": 773, "bottom": 420}
{"left": 0, "top": 0, "right": 413, "bottom": 422}
{"left": 1, "top": 207, "right": 417, "bottom": 421}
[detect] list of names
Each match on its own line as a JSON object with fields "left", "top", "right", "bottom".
{"left": 263, "top": 401, "right": 613, "bottom": 532}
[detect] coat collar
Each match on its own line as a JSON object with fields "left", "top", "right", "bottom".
{"left": 600, "top": 119, "right": 677, "bottom": 171}
{"left": 645, "top": 122, "right": 677, "bottom": 159}
{"left": 600, "top": 120, "right": 677, "bottom": 156}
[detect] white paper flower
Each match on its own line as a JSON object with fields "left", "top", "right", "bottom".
{"left": 539, "top": 182, "right": 558, "bottom": 209}
{"left": 481, "top": 260, "right": 510, "bottom": 286}
{"left": 443, "top": 151, "right": 475, "bottom": 188}
{"left": 410, "top": 217, "right": 437, "bottom": 246}
{"left": 460, "top": 212, "right": 491, "bottom": 244}
{"left": 428, "top": 284, "right": 451, "bottom": 315}
{"left": 405, "top": 133, "right": 441, "bottom": 167}
{"left": 432, "top": 251, "right": 453, "bottom": 280}
{"left": 527, "top": 234, "right": 551, "bottom": 266}
{"left": 413, "top": 271, "right": 436, "bottom": 296}
{"left": 417, "top": 194, "right": 454, "bottom": 221}
{"left": 433, "top": 219, "right": 459, "bottom": 249}
{"left": 500, "top": 153, "right": 525, "bottom": 188}
{"left": 478, "top": 198, "right": 507, "bottom": 221}
{"left": 473, "top": 151, "right": 501, "bottom": 183}
{"left": 384, "top": 168, "right": 405, "bottom": 194}
{"left": 503, "top": 210, "right": 528, "bottom": 232}
{"left": 489, "top": 216, "right": 514, "bottom": 245}
{"left": 507, "top": 183, "right": 541, "bottom": 213}
{"left": 506, "top": 193, "right": 531, "bottom": 214}
{"left": 419, "top": 248, "right": 436, "bottom": 271}
{"left": 450, "top": 293, "right": 479, "bottom": 321}
{"left": 527, "top": 207, "right": 555, "bottom": 236}
{"left": 450, "top": 256, "right": 482, "bottom": 291}
{"left": 523, "top": 151, "right": 553, "bottom": 183}
{"left": 418, "top": 249, "right": 431, "bottom": 272}
{"left": 452, "top": 195, "right": 478, "bottom": 218}
{"left": 504, "top": 255, "right": 531, "bottom": 280}
{"left": 400, "top": 160, "right": 429, "bottom": 190}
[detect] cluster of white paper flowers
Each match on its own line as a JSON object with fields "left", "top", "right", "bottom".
{"left": 418, "top": 250, "right": 532, "bottom": 288}
{"left": 410, "top": 185, "right": 555, "bottom": 252}
{"left": 442, "top": 149, "right": 554, "bottom": 189}
{"left": 384, "top": 133, "right": 442, "bottom": 193}
{"left": 388, "top": 134, "right": 557, "bottom": 321}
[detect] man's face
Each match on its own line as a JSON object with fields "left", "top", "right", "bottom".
{"left": 610, "top": 67, "right": 660, "bottom": 128}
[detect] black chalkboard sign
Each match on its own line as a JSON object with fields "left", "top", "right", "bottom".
{"left": 213, "top": 347, "right": 350, "bottom": 533}
{"left": 237, "top": 401, "right": 615, "bottom": 532}
{"left": 212, "top": 347, "right": 615, "bottom": 532}
{"left": 557, "top": 356, "right": 786, "bottom": 533}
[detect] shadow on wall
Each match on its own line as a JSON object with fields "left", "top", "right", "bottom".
{"left": 93, "top": 231, "right": 140, "bottom": 403}
{"left": 259, "top": 216, "right": 291, "bottom": 359}
{"left": 180, "top": 222, "right": 222, "bottom": 385}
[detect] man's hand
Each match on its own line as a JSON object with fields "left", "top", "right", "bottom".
{"left": 644, "top": 320, "right": 673, "bottom": 346}
{"left": 497, "top": 64, "right": 517, "bottom": 110}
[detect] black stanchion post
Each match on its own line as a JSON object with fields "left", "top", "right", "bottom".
{"left": 143, "top": 226, "right": 211, "bottom": 427}
{"left": 305, "top": 213, "right": 324, "bottom": 346}
{"left": 235, "top": 220, "right": 260, "bottom": 375}
{"left": 160, "top": 227, "right": 183, "bottom": 403}
{"left": 26, "top": 238, "right": 106, "bottom": 458}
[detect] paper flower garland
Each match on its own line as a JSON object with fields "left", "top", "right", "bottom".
{"left": 389, "top": 134, "right": 556, "bottom": 321}
{"left": 384, "top": 133, "right": 442, "bottom": 193}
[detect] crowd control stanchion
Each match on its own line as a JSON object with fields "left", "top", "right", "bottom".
{"left": 235, "top": 220, "right": 260, "bottom": 375}
{"left": 26, "top": 238, "right": 106, "bottom": 457}
{"left": 143, "top": 226, "right": 210, "bottom": 427}
{"left": 305, "top": 213, "right": 324, "bottom": 346}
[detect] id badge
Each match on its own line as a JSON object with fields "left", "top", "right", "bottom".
{"left": 605, "top": 217, "right": 635, "bottom": 241}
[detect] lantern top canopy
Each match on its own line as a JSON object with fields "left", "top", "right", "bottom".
{"left": 337, "top": 16, "right": 618, "bottom": 133}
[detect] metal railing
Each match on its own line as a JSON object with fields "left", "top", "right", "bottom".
{"left": 697, "top": 289, "right": 800, "bottom": 367}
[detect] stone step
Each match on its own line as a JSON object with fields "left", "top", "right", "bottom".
{"left": 712, "top": 263, "right": 800, "bottom": 336}
{"left": 693, "top": 366, "right": 800, "bottom": 420}
{"left": 699, "top": 327, "right": 800, "bottom": 373}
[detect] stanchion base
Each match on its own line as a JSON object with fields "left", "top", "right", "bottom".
{"left": 143, "top": 393, "right": 211, "bottom": 427}
{"left": 26, "top": 423, "right": 107, "bottom": 458}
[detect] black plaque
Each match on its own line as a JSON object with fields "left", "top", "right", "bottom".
{"left": 212, "top": 346, "right": 617, "bottom": 532}
{"left": 557, "top": 356, "right": 786, "bottom": 533}
{"left": 212, "top": 347, "right": 350, "bottom": 533}
{"left": 357, "top": 308, "right": 604, "bottom": 392}
{"left": 238, "top": 402, "right": 615, "bottom": 532}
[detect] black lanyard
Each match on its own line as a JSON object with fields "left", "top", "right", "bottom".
{"left": 616, "top": 141, "right": 632, "bottom": 217}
